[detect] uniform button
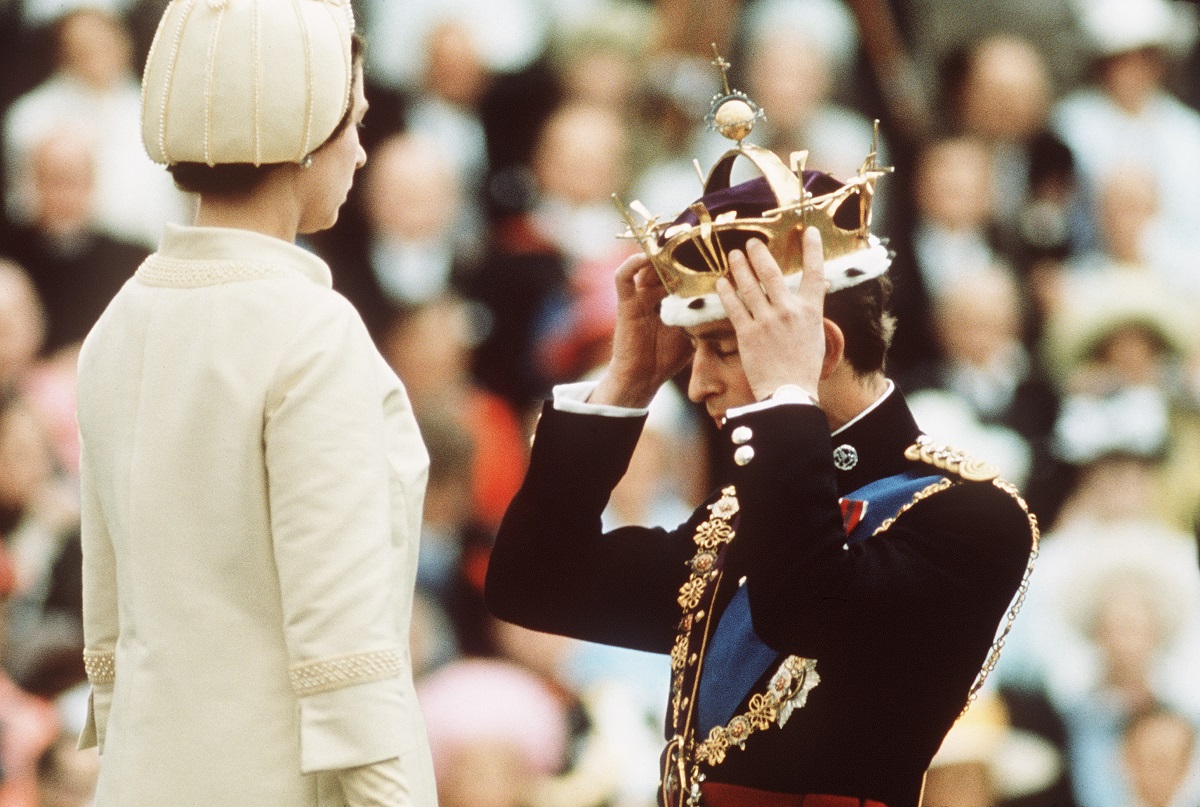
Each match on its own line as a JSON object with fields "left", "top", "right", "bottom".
{"left": 731, "top": 425, "right": 753, "bottom": 445}
{"left": 734, "top": 445, "right": 755, "bottom": 466}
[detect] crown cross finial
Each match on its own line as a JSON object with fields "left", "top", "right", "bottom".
{"left": 711, "top": 45, "right": 732, "bottom": 95}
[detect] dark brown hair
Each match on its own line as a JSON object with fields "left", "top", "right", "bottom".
{"left": 823, "top": 275, "right": 896, "bottom": 376}
{"left": 168, "top": 33, "right": 363, "bottom": 196}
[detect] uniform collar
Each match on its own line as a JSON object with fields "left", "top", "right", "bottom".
{"left": 153, "top": 223, "right": 333, "bottom": 288}
{"left": 830, "top": 381, "right": 923, "bottom": 497}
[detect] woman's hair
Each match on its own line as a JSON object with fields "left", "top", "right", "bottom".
{"left": 168, "top": 33, "right": 363, "bottom": 196}
{"left": 823, "top": 275, "right": 896, "bottom": 376}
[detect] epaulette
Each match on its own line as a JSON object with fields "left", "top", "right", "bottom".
{"left": 903, "top": 436, "right": 1000, "bottom": 483}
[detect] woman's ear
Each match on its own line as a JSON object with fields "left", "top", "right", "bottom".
{"left": 821, "top": 318, "right": 845, "bottom": 380}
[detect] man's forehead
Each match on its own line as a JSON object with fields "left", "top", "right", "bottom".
{"left": 685, "top": 321, "right": 737, "bottom": 341}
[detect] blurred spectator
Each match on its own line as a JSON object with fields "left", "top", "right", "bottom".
{"left": 887, "top": 135, "right": 999, "bottom": 373}
{"left": 1051, "top": 0, "right": 1200, "bottom": 283}
{"left": 407, "top": 20, "right": 492, "bottom": 236}
{"left": 381, "top": 296, "right": 528, "bottom": 535}
{"left": 491, "top": 621, "right": 663, "bottom": 807}
{"left": 741, "top": 0, "right": 885, "bottom": 183}
{"left": 470, "top": 103, "right": 633, "bottom": 410}
{"left": 945, "top": 35, "right": 1077, "bottom": 274}
{"left": 0, "top": 391, "right": 83, "bottom": 697}
{"left": 418, "top": 657, "right": 569, "bottom": 807}
{"left": 1058, "top": 559, "right": 1200, "bottom": 807}
{"left": 551, "top": 2, "right": 652, "bottom": 115}
{"left": 22, "top": 346, "right": 80, "bottom": 480}
{"left": 1041, "top": 272, "right": 1200, "bottom": 532}
{"left": 19, "top": 0, "right": 141, "bottom": 26}
{"left": 603, "top": 381, "right": 705, "bottom": 533}
{"left": 332, "top": 132, "right": 482, "bottom": 332}
{"left": 0, "top": 130, "right": 147, "bottom": 354}
{"left": 362, "top": 0, "right": 553, "bottom": 93}
{"left": 1064, "top": 164, "right": 1200, "bottom": 301}
{"left": 0, "top": 668, "right": 59, "bottom": 807}
{"left": 921, "top": 692, "right": 1061, "bottom": 807}
{"left": 409, "top": 588, "right": 461, "bottom": 681}
{"left": 529, "top": 103, "right": 632, "bottom": 265}
{"left": 0, "top": 262, "right": 45, "bottom": 395}
{"left": 1122, "top": 707, "right": 1200, "bottom": 807}
{"left": 36, "top": 730, "right": 99, "bottom": 807}
{"left": 405, "top": 408, "right": 503, "bottom": 658}
{"left": 898, "top": 0, "right": 1085, "bottom": 95}
{"left": 3, "top": 7, "right": 189, "bottom": 248}
{"left": 902, "top": 266, "right": 1063, "bottom": 517}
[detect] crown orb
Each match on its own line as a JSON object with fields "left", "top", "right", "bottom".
{"left": 713, "top": 98, "right": 756, "bottom": 141}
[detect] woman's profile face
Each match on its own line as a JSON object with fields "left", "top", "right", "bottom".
{"left": 297, "top": 61, "right": 368, "bottom": 234}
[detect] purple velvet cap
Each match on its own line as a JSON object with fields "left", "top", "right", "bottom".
{"left": 660, "top": 172, "right": 862, "bottom": 267}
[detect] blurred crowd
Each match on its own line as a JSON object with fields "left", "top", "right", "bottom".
{"left": 1, "top": 0, "right": 1200, "bottom": 804}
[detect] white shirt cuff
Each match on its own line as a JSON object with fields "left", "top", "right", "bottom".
{"left": 727, "top": 384, "right": 819, "bottom": 420}
{"left": 552, "top": 381, "right": 649, "bottom": 418}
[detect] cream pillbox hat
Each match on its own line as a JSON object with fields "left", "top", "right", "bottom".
{"left": 142, "top": 0, "right": 356, "bottom": 166}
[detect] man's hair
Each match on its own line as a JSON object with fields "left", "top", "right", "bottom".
{"left": 168, "top": 33, "right": 364, "bottom": 196}
{"left": 823, "top": 275, "right": 896, "bottom": 376}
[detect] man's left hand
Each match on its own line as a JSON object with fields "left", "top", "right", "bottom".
{"left": 716, "top": 228, "right": 828, "bottom": 401}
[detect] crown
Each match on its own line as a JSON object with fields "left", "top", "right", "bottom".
{"left": 614, "top": 49, "right": 893, "bottom": 327}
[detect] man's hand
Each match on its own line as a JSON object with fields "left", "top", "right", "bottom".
{"left": 716, "top": 228, "right": 828, "bottom": 401}
{"left": 591, "top": 253, "right": 693, "bottom": 408}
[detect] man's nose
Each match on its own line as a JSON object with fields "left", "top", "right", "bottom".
{"left": 687, "top": 352, "right": 716, "bottom": 404}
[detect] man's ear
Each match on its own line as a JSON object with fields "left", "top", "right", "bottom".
{"left": 821, "top": 318, "right": 845, "bottom": 380}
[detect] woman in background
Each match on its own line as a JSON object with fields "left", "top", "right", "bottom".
{"left": 76, "top": 1, "right": 436, "bottom": 804}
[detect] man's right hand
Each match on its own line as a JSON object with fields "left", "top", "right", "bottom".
{"left": 590, "top": 252, "right": 693, "bottom": 409}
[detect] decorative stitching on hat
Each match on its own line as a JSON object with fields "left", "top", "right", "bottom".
{"left": 140, "top": 2, "right": 172, "bottom": 161}
{"left": 252, "top": 0, "right": 261, "bottom": 164}
{"left": 202, "top": 4, "right": 227, "bottom": 165}
{"left": 288, "top": 648, "right": 404, "bottom": 698}
{"left": 321, "top": 0, "right": 352, "bottom": 126}
{"left": 293, "top": 0, "right": 315, "bottom": 159}
{"left": 159, "top": 0, "right": 200, "bottom": 162}
{"left": 136, "top": 256, "right": 291, "bottom": 287}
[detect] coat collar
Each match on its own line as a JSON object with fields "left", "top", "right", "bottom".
{"left": 144, "top": 223, "right": 333, "bottom": 288}
{"left": 830, "top": 382, "right": 924, "bottom": 497}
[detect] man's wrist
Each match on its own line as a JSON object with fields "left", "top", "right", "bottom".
{"left": 727, "top": 383, "right": 821, "bottom": 421}
{"left": 589, "top": 371, "right": 657, "bottom": 409}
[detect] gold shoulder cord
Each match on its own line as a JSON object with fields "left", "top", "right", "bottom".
{"left": 902, "top": 438, "right": 1041, "bottom": 716}
{"left": 964, "top": 478, "right": 1039, "bottom": 715}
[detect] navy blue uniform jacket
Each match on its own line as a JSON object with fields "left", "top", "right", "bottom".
{"left": 485, "top": 389, "right": 1035, "bottom": 807}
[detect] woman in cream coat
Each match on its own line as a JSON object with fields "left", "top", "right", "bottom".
{"left": 76, "top": 1, "right": 437, "bottom": 804}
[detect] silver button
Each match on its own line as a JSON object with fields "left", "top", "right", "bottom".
{"left": 734, "top": 445, "right": 755, "bottom": 466}
{"left": 833, "top": 444, "right": 858, "bottom": 471}
{"left": 731, "top": 425, "right": 753, "bottom": 445}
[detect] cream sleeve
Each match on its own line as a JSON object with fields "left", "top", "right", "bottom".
{"left": 264, "top": 295, "right": 414, "bottom": 774}
{"left": 78, "top": 436, "right": 119, "bottom": 753}
{"left": 336, "top": 749, "right": 437, "bottom": 807}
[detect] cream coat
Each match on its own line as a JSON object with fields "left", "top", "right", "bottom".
{"left": 77, "top": 224, "right": 437, "bottom": 806}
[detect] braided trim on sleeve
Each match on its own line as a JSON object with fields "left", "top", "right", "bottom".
{"left": 83, "top": 649, "right": 116, "bottom": 686}
{"left": 288, "top": 648, "right": 404, "bottom": 698}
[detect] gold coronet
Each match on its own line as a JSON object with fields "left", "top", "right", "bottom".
{"left": 613, "top": 49, "right": 891, "bottom": 304}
